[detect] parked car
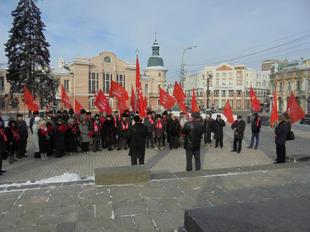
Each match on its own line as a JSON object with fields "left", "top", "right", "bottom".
{"left": 300, "top": 114, "right": 310, "bottom": 125}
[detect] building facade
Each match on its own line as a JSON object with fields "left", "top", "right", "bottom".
{"left": 270, "top": 59, "right": 310, "bottom": 113}
{"left": 184, "top": 63, "right": 270, "bottom": 111}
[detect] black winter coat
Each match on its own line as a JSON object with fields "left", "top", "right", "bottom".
{"left": 182, "top": 120, "right": 204, "bottom": 151}
{"left": 17, "top": 120, "right": 28, "bottom": 141}
{"left": 275, "top": 121, "right": 290, "bottom": 145}
{"left": 38, "top": 129, "right": 50, "bottom": 153}
{"left": 170, "top": 120, "right": 181, "bottom": 136}
{"left": 231, "top": 120, "right": 246, "bottom": 139}
{"left": 213, "top": 119, "right": 225, "bottom": 140}
{"left": 128, "top": 123, "right": 147, "bottom": 157}
{"left": 251, "top": 117, "right": 261, "bottom": 133}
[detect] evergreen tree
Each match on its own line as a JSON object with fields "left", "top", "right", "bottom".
{"left": 5, "top": 0, "right": 58, "bottom": 108}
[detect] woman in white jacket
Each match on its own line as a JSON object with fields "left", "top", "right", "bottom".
{"left": 32, "top": 117, "right": 41, "bottom": 159}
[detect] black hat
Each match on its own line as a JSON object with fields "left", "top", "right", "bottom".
{"left": 33, "top": 111, "right": 39, "bottom": 116}
{"left": 192, "top": 112, "right": 201, "bottom": 119}
{"left": 16, "top": 113, "right": 23, "bottom": 118}
{"left": 80, "top": 109, "right": 86, "bottom": 115}
{"left": 133, "top": 115, "right": 141, "bottom": 122}
{"left": 237, "top": 115, "right": 242, "bottom": 119}
{"left": 147, "top": 111, "right": 152, "bottom": 115}
{"left": 121, "top": 113, "right": 128, "bottom": 118}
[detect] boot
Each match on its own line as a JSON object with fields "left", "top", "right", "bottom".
{"left": 41, "top": 153, "right": 45, "bottom": 161}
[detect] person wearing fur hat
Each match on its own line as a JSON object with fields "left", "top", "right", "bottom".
{"left": 118, "top": 113, "right": 130, "bottom": 150}
{"left": 143, "top": 112, "right": 155, "bottom": 148}
{"left": 53, "top": 118, "right": 67, "bottom": 158}
{"left": 79, "top": 117, "right": 91, "bottom": 153}
{"left": 5, "top": 119, "right": 20, "bottom": 164}
{"left": 182, "top": 112, "right": 204, "bottom": 171}
{"left": 214, "top": 114, "right": 226, "bottom": 148}
{"left": 16, "top": 114, "right": 28, "bottom": 158}
{"left": 231, "top": 115, "right": 246, "bottom": 153}
{"left": 155, "top": 114, "right": 164, "bottom": 150}
{"left": 169, "top": 114, "right": 181, "bottom": 149}
{"left": 274, "top": 114, "right": 291, "bottom": 163}
{"left": 91, "top": 114, "right": 102, "bottom": 152}
{"left": 128, "top": 115, "right": 148, "bottom": 165}
{"left": 102, "top": 115, "right": 115, "bottom": 151}
{"left": 65, "top": 118, "right": 79, "bottom": 153}
{"left": 38, "top": 120, "right": 50, "bottom": 160}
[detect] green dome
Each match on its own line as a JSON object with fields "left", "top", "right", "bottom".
{"left": 147, "top": 56, "right": 164, "bottom": 67}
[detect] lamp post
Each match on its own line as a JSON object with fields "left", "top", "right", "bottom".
{"left": 204, "top": 72, "right": 213, "bottom": 109}
{"left": 180, "top": 45, "right": 197, "bottom": 86}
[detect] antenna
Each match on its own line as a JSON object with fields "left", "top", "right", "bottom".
{"left": 155, "top": 32, "right": 157, "bottom": 42}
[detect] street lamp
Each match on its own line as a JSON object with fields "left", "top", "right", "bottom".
{"left": 202, "top": 72, "right": 213, "bottom": 109}
{"left": 180, "top": 45, "right": 197, "bottom": 86}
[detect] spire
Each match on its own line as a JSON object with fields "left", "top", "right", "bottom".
{"left": 152, "top": 35, "right": 160, "bottom": 56}
{"left": 155, "top": 32, "right": 157, "bottom": 42}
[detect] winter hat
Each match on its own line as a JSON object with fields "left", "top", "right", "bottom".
{"left": 192, "top": 112, "right": 201, "bottom": 119}
{"left": 133, "top": 115, "right": 141, "bottom": 122}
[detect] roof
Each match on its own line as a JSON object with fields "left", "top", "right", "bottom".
{"left": 145, "top": 65, "right": 167, "bottom": 71}
{"left": 51, "top": 66, "right": 71, "bottom": 75}
{"left": 147, "top": 56, "right": 164, "bottom": 67}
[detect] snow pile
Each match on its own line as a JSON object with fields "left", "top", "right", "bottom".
{"left": 0, "top": 172, "right": 94, "bottom": 189}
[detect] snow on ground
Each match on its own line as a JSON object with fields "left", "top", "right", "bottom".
{"left": 0, "top": 172, "right": 94, "bottom": 189}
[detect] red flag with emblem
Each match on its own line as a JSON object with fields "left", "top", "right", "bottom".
{"left": 159, "top": 87, "right": 176, "bottom": 110}
{"left": 223, "top": 100, "right": 234, "bottom": 124}
{"left": 61, "top": 85, "right": 72, "bottom": 109}
{"left": 136, "top": 55, "right": 146, "bottom": 117}
{"left": 109, "top": 80, "right": 129, "bottom": 101}
{"left": 270, "top": 89, "right": 278, "bottom": 128}
{"left": 286, "top": 92, "right": 305, "bottom": 124}
{"left": 191, "top": 88, "right": 199, "bottom": 112}
{"left": 173, "top": 81, "right": 187, "bottom": 112}
{"left": 249, "top": 86, "right": 261, "bottom": 112}
{"left": 74, "top": 99, "right": 84, "bottom": 113}
{"left": 27, "top": 101, "right": 39, "bottom": 112}
{"left": 117, "top": 99, "right": 128, "bottom": 114}
{"left": 23, "top": 87, "right": 39, "bottom": 111}
{"left": 94, "top": 89, "right": 112, "bottom": 114}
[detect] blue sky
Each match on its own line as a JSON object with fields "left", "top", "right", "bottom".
{"left": 0, "top": 0, "right": 310, "bottom": 81}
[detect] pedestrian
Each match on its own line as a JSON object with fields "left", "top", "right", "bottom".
{"left": 5, "top": 119, "right": 20, "bottom": 164}
{"left": 29, "top": 111, "right": 39, "bottom": 134}
{"left": 128, "top": 115, "right": 148, "bottom": 165}
{"left": 0, "top": 126, "right": 7, "bottom": 175}
{"left": 113, "top": 111, "right": 121, "bottom": 147}
{"left": 32, "top": 116, "right": 41, "bottom": 158}
{"left": 143, "top": 112, "right": 155, "bottom": 148}
{"left": 66, "top": 118, "right": 79, "bottom": 153}
{"left": 248, "top": 112, "right": 261, "bottom": 149}
{"left": 169, "top": 115, "right": 181, "bottom": 149}
{"left": 38, "top": 120, "right": 50, "bottom": 160}
{"left": 203, "top": 114, "right": 215, "bottom": 146}
{"left": 0, "top": 112, "right": 4, "bottom": 129}
{"left": 118, "top": 113, "right": 130, "bottom": 150}
{"left": 79, "top": 118, "right": 91, "bottom": 154}
{"left": 231, "top": 115, "right": 246, "bottom": 153}
{"left": 102, "top": 115, "right": 115, "bottom": 151}
{"left": 214, "top": 114, "right": 225, "bottom": 148}
{"left": 91, "top": 114, "right": 102, "bottom": 152}
{"left": 274, "top": 114, "right": 291, "bottom": 163}
{"left": 162, "top": 112, "right": 168, "bottom": 146}
{"left": 54, "top": 118, "right": 67, "bottom": 158}
{"left": 155, "top": 114, "right": 164, "bottom": 150}
{"left": 16, "top": 114, "right": 28, "bottom": 158}
{"left": 182, "top": 112, "right": 204, "bottom": 171}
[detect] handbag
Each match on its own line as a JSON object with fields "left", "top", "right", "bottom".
{"left": 287, "top": 130, "right": 295, "bottom": 141}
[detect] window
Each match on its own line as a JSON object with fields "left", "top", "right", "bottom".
{"left": 89, "top": 73, "right": 99, "bottom": 94}
{"left": 222, "top": 72, "right": 226, "bottom": 78}
{"left": 64, "top": 80, "right": 69, "bottom": 92}
{"left": 216, "top": 81, "right": 219, "bottom": 86}
{"left": 213, "top": 90, "right": 219, "bottom": 97}
{"left": 229, "top": 90, "right": 234, "bottom": 97}
{"left": 236, "top": 71, "right": 243, "bottom": 85}
{"left": 263, "top": 80, "right": 266, "bottom": 87}
{"left": 89, "top": 97, "right": 95, "bottom": 110}
{"left": 288, "top": 81, "right": 291, "bottom": 91}
{"left": 296, "top": 80, "right": 301, "bottom": 91}
{"left": 221, "top": 90, "right": 226, "bottom": 97}
{"left": 103, "top": 73, "right": 112, "bottom": 93}
{"left": 0, "top": 76, "right": 4, "bottom": 91}
{"left": 279, "top": 82, "right": 283, "bottom": 92}
{"left": 236, "top": 100, "right": 242, "bottom": 109}
{"left": 237, "top": 90, "right": 242, "bottom": 97}
{"left": 222, "top": 81, "right": 226, "bottom": 86}
{"left": 229, "top": 72, "right": 233, "bottom": 78}
{"left": 145, "top": 84, "right": 148, "bottom": 95}
{"left": 216, "top": 73, "right": 220, "bottom": 78}
{"left": 116, "top": 74, "right": 125, "bottom": 87}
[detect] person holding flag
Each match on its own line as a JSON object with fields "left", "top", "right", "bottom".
{"left": 247, "top": 112, "right": 261, "bottom": 150}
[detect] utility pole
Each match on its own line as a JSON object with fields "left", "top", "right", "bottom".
{"left": 180, "top": 46, "right": 197, "bottom": 87}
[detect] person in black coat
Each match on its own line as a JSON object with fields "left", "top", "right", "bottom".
{"left": 128, "top": 115, "right": 148, "bottom": 165}
{"left": 231, "top": 115, "right": 246, "bottom": 153}
{"left": 143, "top": 112, "right": 155, "bottom": 148}
{"left": 214, "top": 114, "right": 226, "bottom": 148}
{"left": 248, "top": 112, "right": 261, "bottom": 149}
{"left": 274, "top": 114, "right": 291, "bottom": 163}
{"left": 169, "top": 115, "right": 181, "bottom": 149}
{"left": 0, "top": 127, "right": 7, "bottom": 175}
{"left": 38, "top": 120, "right": 50, "bottom": 160}
{"left": 182, "top": 112, "right": 204, "bottom": 171}
{"left": 5, "top": 120, "right": 20, "bottom": 164}
{"left": 16, "top": 114, "right": 28, "bottom": 158}
{"left": 53, "top": 118, "right": 67, "bottom": 158}
{"left": 65, "top": 118, "right": 79, "bottom": 153}
{"left": 203, "top": 114, "right": 215, "bottom": 146}
{"left": 103, "top": 115, "right": 115, "bottom": 151}
{"left": 118, "top": 113, "right": 130, "bottom": 150}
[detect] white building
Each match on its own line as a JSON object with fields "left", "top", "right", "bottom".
{"left": 184, "top": 63, "right": 270, "bottom": 111}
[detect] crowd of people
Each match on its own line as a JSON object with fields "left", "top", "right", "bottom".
{"left": 0, "top": 108, "right": 292, "bottom": 175}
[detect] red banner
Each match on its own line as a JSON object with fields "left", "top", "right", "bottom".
{"left": 270, "top": 89, "right": 278, "bottom": 128}
{"left": 74, "top": 99, "right": 84, "bottom": 113}
{"left": 173, "top": 81, "right": 187, "bottom": 112}
{"left": 23, "top": 86, "right": 39, "bottom": 111}
{"left": 94, "top": 89, "right": 112, "bottom": 114}
{"left": 159, "top": 87, "right": 176, "bottom": 110}
{"left": 249, "top": 86, "right": 261, "bottom": 112}
{"left": 191, "top": 88, "right": 199, "bottom": 112}
{"left": 223, "top": 100, "right": 234, "bottom": 124}
{"left": 131, "top": 86, "right": 136, "bottom": 113}
{"left": 117, "top": 99, "right": 128, "bottom": 114}
{"left": 136, "top": 55, "right": 146, "bottom": 117}
{"left": 109, "top": 80, "right": 129, "bottom": 101}
{"left": 61, "top": 85, "right": 72, "bottom": 109}
{"left": 286, "top": 92, "right": 305, "bottom": 124}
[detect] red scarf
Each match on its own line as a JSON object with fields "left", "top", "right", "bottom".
{"left": 256, "top": 118, "right": 260, "bottom": 127}
{"left": 121, "top": 121, "right": 129, "bottom": 130}
{"left": 10, "top": 127, "right": 20, "bottom": 141}
{"left": 0, "top": 128, "right": 7, "bottom": 142}
{"left": 70, "top": 125, "right": 77, "bottom": 135}
{"left": 40, "top": 127, "right": 48, "bottom": 136}
{"left": 93, "top": 121, "right": 99, "bottom": 132}
{"left": 149, "top": 118, "right": 154, "bottom": 125}
{"left": 156, "top": 120, "right": 163, "bottom": 129}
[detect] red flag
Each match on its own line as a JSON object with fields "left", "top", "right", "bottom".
{"left": 173, "top": 82, "right": 187, "bottom": 112}
{"left": 249, "top": 86, "right": 261, "bottom": 112}
{"left": 131, "top": 86, "right": 136, "bottom": 113}
{"left": 61, "top": 85, "right": 72, "bottom": 109}
{"left": 159, "top": 88, "right": 176, "bottom": 110}
{"left": 191, "top": 88, "right": 199, "bottom": 112}
{"left": 23, "top": 87, "right": 39, "bottom": 111}
{"left": 270, "top": 89, "right": 278, "bottom": 128}
{"left": 286, "top": 92, "right": 305, "bottom": 124}
{"left": 136, "top": 55, "right": 146, "bottom": 117}
{"left": 74, "top": 99, "right": 84, "bottom": 113}
{"left": 109, "top": 80, "right": 129, "bottom": 101}
{"left": 223, "top": 100, "right": 234, "bottom": 124}
{"left": 94, "top": 89, "right": 112, "bottom": 114}
{"left": 117, "top": 99, "right": 128, "bottom": 114}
